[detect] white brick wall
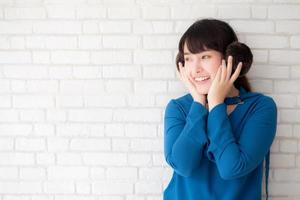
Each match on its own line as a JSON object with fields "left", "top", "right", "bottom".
{"left": 0, "top": 0, "right": 299, "bottom": 199}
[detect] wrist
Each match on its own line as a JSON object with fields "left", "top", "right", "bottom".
{"left": 208, "top": 100, "right": 224, "bottom": 111}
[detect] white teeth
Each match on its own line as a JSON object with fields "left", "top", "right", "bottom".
{"left": 195, "top": 76, "right": 210, "bottom": 81}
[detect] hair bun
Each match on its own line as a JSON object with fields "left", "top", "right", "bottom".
{"left": 225, "top": 41, "right": 253, "bottom": 77}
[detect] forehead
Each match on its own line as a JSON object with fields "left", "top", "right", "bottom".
{"left": 183, "top": 42, "right": 212, "bottom": 54}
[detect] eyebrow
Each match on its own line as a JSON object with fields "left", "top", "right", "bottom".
{"left": 184, "top": 51, "right": 212, "bottom": 55}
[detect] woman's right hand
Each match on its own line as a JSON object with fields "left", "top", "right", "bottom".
{"left": 177, "top": 62, "right": 207, "bottom": 107}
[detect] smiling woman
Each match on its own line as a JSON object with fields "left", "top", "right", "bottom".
{"left": 163, "top": 18, "right": 277, "bottom": 200}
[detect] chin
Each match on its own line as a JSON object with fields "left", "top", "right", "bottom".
{"left": 195, "top": 86, "right": 209, "bottom": 95}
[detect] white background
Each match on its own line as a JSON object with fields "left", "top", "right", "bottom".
{"left": 0, "top": 0, "right": 300, "bottom": 199}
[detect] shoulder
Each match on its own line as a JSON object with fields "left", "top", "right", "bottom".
{"left": 245, "top": 92, "right": 277, "bottom": 120}
{"left": 164, "top": 93, "right": 193, "bottom": 117}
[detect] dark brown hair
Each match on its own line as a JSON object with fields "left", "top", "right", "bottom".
{"left": 176, "top": 18, "right": 252, "bottom": 92}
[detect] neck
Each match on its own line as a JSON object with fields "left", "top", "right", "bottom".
{"left": 227, "top": 86, "right": 239, "bottom": 98}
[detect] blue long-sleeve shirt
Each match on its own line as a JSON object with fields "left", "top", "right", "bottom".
{"left": 163, "top": 86, "right": 277, "bottom": 200}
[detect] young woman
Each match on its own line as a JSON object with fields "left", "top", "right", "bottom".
{"left": 163, "top": 18, "right": 277, "bottom": 200}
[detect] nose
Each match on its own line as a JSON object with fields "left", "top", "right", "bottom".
{"left": 190, "top": 59, "right": 203, "bottom": 75}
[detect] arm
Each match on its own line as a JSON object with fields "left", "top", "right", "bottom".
{"left": 164, "top": 99, "right": 208, "bottom": 177}
{"left": 206, "top": 97, "right": 277, "bottom": 180}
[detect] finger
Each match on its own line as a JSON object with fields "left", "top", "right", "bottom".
{"left": 214, "top": 65, "right": 222, "bottom": 82}
{"left": 226, "top": 56, "right": 233, "bottom": 80}
{"left": 221, "top": 59, "right": 227, "bottom": 82}
{"left": 230, "top": 62, "right": 242, "bottom": 82}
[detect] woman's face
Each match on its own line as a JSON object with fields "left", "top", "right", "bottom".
{"left": 183, "top": 42, "right": 223, "bottom": 94}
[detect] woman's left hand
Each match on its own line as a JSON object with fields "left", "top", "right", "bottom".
{"left": 207, "top": 56, "right": 242, "bottom": 111}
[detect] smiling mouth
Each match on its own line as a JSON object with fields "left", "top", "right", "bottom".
{"left": 194, "top": 76, "right": 210, "bottom": 82}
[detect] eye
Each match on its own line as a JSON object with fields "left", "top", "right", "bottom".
{"left": 202, "top": 55, "right": 210, "bottom": 59}
{"left": 184, "top": 57, "right": 190, "bottom": 62}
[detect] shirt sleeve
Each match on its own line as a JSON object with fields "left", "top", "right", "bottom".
{"left": 164, "top": 99, "right": 208, "bottom": 177}
{"left": 206, "top": 96, "right": 277, "bottom": 180}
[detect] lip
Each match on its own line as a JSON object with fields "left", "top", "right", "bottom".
{"left": 194, "top": 76, "right": 210, "bottom": 82}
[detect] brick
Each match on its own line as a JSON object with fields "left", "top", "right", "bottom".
{"left": 143, "top": 36, "right": 178, "bottom": 49}
{"left": 16, "top": 138, "right": 46, "bottom": 151}
{"left": 268, "top": 182, "right": 300, "bottom": 196}
{"left": 270, "top": 154, "right": 295, "bottom": 167}
{"left": 269, "top": 5, "right": 300, "bottom": 19}
{"left": 134, "top": 80, "right": 167, "bottom": 93}
{"left": 0, "top": 51, "right": 31, "bottom": 64}
{"left": 128, "top": 153, "right": 151, "bottom": 166}
{"left": 103, "top": 66, "right": 141, "bottom": 79}
{"left": 112, "top": 138, "right": 130, "bottom": 151}
{"left": 60, "top": 80, "right": 104, "bottom": 94}
{"left": 0, "top": 182, "right": 42, "bottom": 194}
{"left": 134, "top": 50, "right": 172, "bottom": 64}
{"left": 48, "top": 166, "right": 89, "bottom": 179}
{"left": 107, "top": 6, "right": 140, "bottom": 19}
{"left": 46, "top": 5, "right": 76, "bottom": 19}
{"left": 99, "top": 21, "right": 131, "bottom": 33}
{"left": 274, "top": 169, "right": 300, "bottom": 182}
{"left": 55, "top": 95, "right": 84, "bottom": 108}
{"left": 20, "top": 167, "right": 46, "bottom": 180}
{"left": 275, "top": 124, "right": 293, "bottom": 138}
{"left": 280, "top": 139, "right": 298, "bottom": 153}
{"left": 51, "top": 51, "right": 89, "bottom": 64}
{"left": 4, "top": 7, "right": 46, "bottom": 19}
{"left": 218, "top": 5, "right": 251, "bottom": 19}
{"left": 270, "top": 50, "right": 300, "bottom": 64}
{"left": 270, "top": 95, "right": 296, "bottom": 108}
{"left": 70, "top": 139, "right": 111, "bottom": 151}
{"left": 0, "top": 138, "right": 13, "bottom": 150}
{"left": 103, "top": 36, "right": 140, "bottom": 49}
{"left": 83, "top": 153, "right": 127, "bottom": 166}
{"left": 73, "top": 66, "right": 101, "bottom": 79}
{"left": 130, "top": 139, "right": 162, "bottom": 152}
{"left": 92, "top": 181, "right": 133, "bottom": 194}
{"left": 69, "top": 109, "right": 113, "bottom": 122}
{"left": 230, "top": 20, "right": 274, "bottom": 33}
{"left": 3, "top": 65, "right": 48, "bottom": 79}
{"left": 141, "top": 6, "right": 170, "bottom": 19}
{"left": 133, "top": 20, "right": 173, "bottom": 34}
{"left": 105, "top": 80, "right": 132, "bottom": 94}
{"left": 33, "top": 21, "right": 81, "bottom": 34}
{"left": 75, "top": 182, "right": 91, "bottom": 194}
{"left": 83, "top": 21, "right": 99, "bottom": 34}
{"left": 276, "top": 21, "right": 300, "bottom": 33}
{"left": 0, "top": 153, "right": 34, "bottom": 165}
{"left": 245, "top": 35, "right": 288, "bottom": 48}
{"left": 106, "top": 167, "right": 137, "bottom": 180}
{"left": 78, "top": 36, "right": 102, "bottom": 49}
{"left": 171, "top": 5, "right": 215, "bottom": 19}
{"left": 47, "top": 137, "right": 69, "bottom": 152}
{"left": 281, "top": 109, "right": 300, "bottom": 122}
{"left": 76, "top": 6, "right": 106, "bottom": 19}
{"left": 246, "top": 65, "right": 289, "bottom": 79}
{"left": 135, "top": 181, "right": 162, "bottom": 194}
{"left": 44, "top": 181, "right": 75, "bottom": 194}
{"left": 105, "top": 123, "right": 124, "bottom": 137}
{"left": 91, "top": 51, "right": 131, "bottom": 64}
{"left": 251, "top": 6, "right": 267, "bottom": 19}
{"left": 0, "top": 167, "right": 18, "bottom": 179}
{"left": 290, "top": 36, "right": 300, "bottom": 48}
{"left": 113, "top": 108, "right": 161, "bottom": 122}
{"left": 274, "top": 80, "right": 300, "bottom": 93}
{"left": 36, "top": 153, "right": 55, "bottom": 165}
{"left": 127, "top": 94, "right": 155, "bottom": 107}
{"left": 13, "top": 95, "right": 54, "bottom": 108}
{"left": 125, "top": 124, "right": 157, "bottom": 138}
{"left": 56, "top": 153, "right": 82, "bottom": 165}
{"left": 32, "top": 51, "right": 50, "bottom": 64}
{"left": 0, "top": 21, "right": 32, "bottom": 34}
